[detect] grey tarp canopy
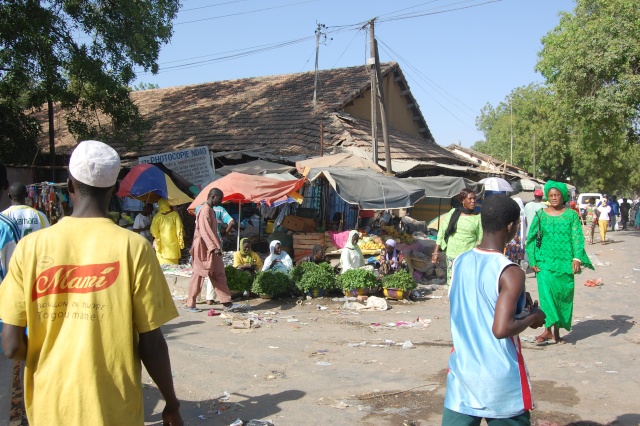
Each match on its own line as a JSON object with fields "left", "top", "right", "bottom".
{"left": 308, "top": 167, "right": 425, "bottom": 209}
{"left": 403, "top": 176, "right": 484, "bottom": 199}
{"left": 216, "top": 160, "right": 295, "bottom": 176}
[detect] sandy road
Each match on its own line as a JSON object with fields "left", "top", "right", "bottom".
{"left": 144, "top": 228, "right": 640, "bottom": 426}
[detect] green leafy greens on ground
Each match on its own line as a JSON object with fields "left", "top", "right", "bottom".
{"left": 337, "top": 268, "right": 378, "bottom": 291}
{"left": 293, "top": 263, "right": 336, "bottom": 293}
{"left": 224, "top": 265, "right": 253, "bottom": 292}
{"left": 381, "top": 270, "right": 417, "bottom": 291}
{"left": 251, "top": 271, "right": 290, "bottom": 297}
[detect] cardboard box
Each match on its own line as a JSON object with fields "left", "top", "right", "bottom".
{"left": 283, "top": 215, "right": 316, "bottom": 232}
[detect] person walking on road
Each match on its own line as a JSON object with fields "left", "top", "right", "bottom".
{"left": 597, "top": 198, "right": 611, "bottom": 244}
{"left": 609, "top": 195, "right": 620, "bottom": 231}
{"left": 3, "top": 182, "right": 50, "bottom": 237}
{"left": 185, "top": 189, "right": 238, "bottom": 313}
{"left": 523, "top": 188, "right": 546, "bottom": 229}
{"left": 443, "top": 194, "right": 546, "bottom": 425}
{"left": 432, "top": 189, "right": 483, "bottom": 285}
{"left": 525, "top": 180, "right": 593, "bottom": 344}
{"left": 0, "top": 141, "right": 183, "bottom": 425}
{"left": 584, "top": 197, "right": 599, "bottom": 245}
{"left": 619, "top": 198, "right": 631, "bottom": 231}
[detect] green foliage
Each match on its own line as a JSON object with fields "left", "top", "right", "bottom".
{"left": 224, "top": 265, "right": 252, "bottom": 292}
{"left": 0, "top": 0, "right": 180, "bottom": 160}
{"left": 290, "top": 262, "right": 317, "bottom": 284}
{"left": 381, "top": 270, "right": 417, "bottom": 291}
{"left": 132, "top": 82, "right": 160, "bottom": 91}
{"left": 337, "top": 268, "right": 378, "bottom": 291}
{"left": 251, "top": 271, "right": 290, "bottom": 297}
{"left": 294, "top": 263, "right": 336, "bottom": 293}
{"left": 534, "top": 0, "right": 640, "bottom": 193}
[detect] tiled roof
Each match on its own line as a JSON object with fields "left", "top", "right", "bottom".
{"left": 37, "top": 62, "right": 459, "bottom": 163}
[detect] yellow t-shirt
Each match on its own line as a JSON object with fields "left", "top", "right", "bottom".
{"left": 0, "top": 217, "right": 179, "bottom": 426}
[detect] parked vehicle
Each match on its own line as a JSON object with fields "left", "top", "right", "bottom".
{"left": 577, "top": 192, "right": 603, "bottom": 221}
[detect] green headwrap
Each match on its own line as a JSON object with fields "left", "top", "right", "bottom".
{"left": 544, "top": 180, "right": 569, "bottom": 203}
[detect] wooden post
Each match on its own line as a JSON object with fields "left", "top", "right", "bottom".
{"left": 533, "top": 132, "right": 537, "bottom": 179}
{"left": 373, "top": 38, "right": 392, "bottom": 174}
{"left": 320, "top": 123, "right": 324, "bottom": 156}
{"left": 369, "top": 20, "right": 378, "bottom": 163}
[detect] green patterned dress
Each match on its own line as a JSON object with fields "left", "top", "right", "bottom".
{"left": 436, "top": 209, "right": 483, "bottom": 284}
{"left": 525, "top": 208, "right": 594, "bottom": 330}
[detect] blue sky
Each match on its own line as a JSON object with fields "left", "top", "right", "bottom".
{"left": 135, "top": 0, "right": 575, "bottom": 148}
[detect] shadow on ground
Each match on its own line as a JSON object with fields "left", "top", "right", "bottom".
{"left": 143, "top": 385, "right": 305, "bottom": 425}
{"left": 563, "top": 315, "right": 636, "bottom": 344}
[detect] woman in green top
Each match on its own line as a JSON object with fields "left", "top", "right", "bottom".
{"left": 432, "top": 189, "right": 483, "bottom": 285}
{"left": 525, "top": 180, "right": 594, "bottom": 344}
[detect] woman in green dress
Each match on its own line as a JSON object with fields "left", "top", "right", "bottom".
{"left": 525, "top": 180, "right": 594, "bottom": 344}
{"left": 432, "top": 189, "right": 483, "bottom": 285}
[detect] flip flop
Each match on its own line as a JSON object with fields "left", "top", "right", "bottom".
{"left": 585, "top": 280, "right": 596, "bottom": 287}
{"left": 534, "top": 335, "right": 553, "bottom": 344}
{"left": 183, "top": 306, "right": 202, "bottom": 313}
{"left": 207, "top": 309, "right": 221, "bottom": 317}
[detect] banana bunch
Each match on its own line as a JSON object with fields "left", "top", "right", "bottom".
{"left": 357, "top": 235, "right": 385, "bottom": 250}
{"left": 381, "top": 226, "right": 414, "bottom": 244}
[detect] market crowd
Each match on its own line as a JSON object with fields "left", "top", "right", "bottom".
{"left": 1, "top": 139, "right": 637, "bottom": 425}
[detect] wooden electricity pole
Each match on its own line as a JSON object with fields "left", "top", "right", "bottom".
{"left": 368, "top": 19, "right": 378, "bottom": 163}
{"left": 533, "top": 132, "right": 537, "bottom": 179}
{"left": 373, "top": 38, "right": 392, "bottom": 174}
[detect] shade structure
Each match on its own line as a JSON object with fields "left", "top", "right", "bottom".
{"left": 296, "top": 153, "right": 384, "bottom": 175}
{"left": 116, "top": 163, "right": 194, "bottom": 205}
{"left": 404, "top": 176, "right": 484, "bottom": 199}
{"left": 479, "top": 177, "right": 514, "bottom": 192}
{"left": 216, "top": 160, "right": 295, "bottom": 176}
{"left": 187, "top": 172, "right": 307, "bottom": 214}
{"left": 427, "top": 212, "right": 450, "bottom": 230}
{"left": 307, "top": 167, "right": 425, "bottom": 209}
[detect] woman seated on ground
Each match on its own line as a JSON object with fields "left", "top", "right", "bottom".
{"left": 296, "top": 245, "right": 325, "bottom": 266}
{"left": 378, "top": 239, "right": 404, "bottom": 276}
{"left": 340, "top": 230, "right": 365, "bottom": 274}
{"left": 262, "top": 240, "right": 293, "bottom": 274}
{"left": 234, "top": 237, "right": 263, "bottom": 274}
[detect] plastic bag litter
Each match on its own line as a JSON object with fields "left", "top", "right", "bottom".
{"left": 402, "top": 340, "right": 414, "bottom": 349}
{"left": 229, "top": 419, "right": 243, "bottom": 426}
{"left": 246, "top": 421, "right": 275, "bottom": 426}
{"left": 342, "top": 296, "right": 388, "bottom": 311}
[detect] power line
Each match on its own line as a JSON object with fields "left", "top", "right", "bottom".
{"left": 181, "top": 0, "right": 255, "bottom": 13}
{"left": 377, "top": 37, "right": 477, "bottom": 117}
{"left": 379, "top": 0, "right": 503, "bottom": 23}
{"left": 175, "top": 0, "right": 318, "bottom": 25}
{"left": 376, "top": 39, "right": 480, "bottom": 134}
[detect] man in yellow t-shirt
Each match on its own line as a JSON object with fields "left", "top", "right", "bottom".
{"left": 0, "top": 141, "right": 183, "bottom": 425}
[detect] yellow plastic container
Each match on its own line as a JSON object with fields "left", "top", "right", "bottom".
{"left": 265, "top": 220, "right": 275, "bottom": 234}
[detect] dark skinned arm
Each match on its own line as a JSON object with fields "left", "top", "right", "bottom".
{"left": 1, "top": 324, "right": 27, "bottom": 360}
{"left": 138, "top": 328, "right": 183, "bottom": 426}
{"left": 224, "top": 219, "right": 236, "bottom": 236}
{"left": 492, "top": 265, "right": 546, "bottom": 339}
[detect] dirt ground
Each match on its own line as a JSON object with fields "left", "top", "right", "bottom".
{"left": 143, "top": 228, "right": 640, "bottom": 426}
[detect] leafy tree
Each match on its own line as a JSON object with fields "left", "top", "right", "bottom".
{"left": 534, "top": 0, "right": 640, "bottom": 193}
{"left": 0, "top": 0, "right": 180, "bottom": 165}
{"left": 536, "top": 0, "right": 640, "bottom": 143}
{"left": 473, "top": 84, "right": 572, "bottom": 182}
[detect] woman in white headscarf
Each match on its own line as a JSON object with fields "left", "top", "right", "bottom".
{"left": 340, "top": 230, "right": 365, "bottom": 273}
{"left": 262, "top": 240, "right": 293, "bottom": 273}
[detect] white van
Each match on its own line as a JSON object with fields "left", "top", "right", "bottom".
{"left": 577, "top": 193, "right": 603, "bottom": 220}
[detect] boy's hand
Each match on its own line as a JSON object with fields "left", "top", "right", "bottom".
{"left": 528, "top": 301, "right": 546, "bottom": 328}
{"left": 525, "top": 292, "right": 533, "bottom": 310}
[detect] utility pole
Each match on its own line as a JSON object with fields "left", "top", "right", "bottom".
{"left": 368, "top": 19, "right": 378, "bottom": 164}
{"left": 510, "top": 97, "right": 514, "bottom": 165}
{"left": 373, "top": 38, "right": 392, "bottom": 174}
{"left": 533, "top": 132, "right": 537, "bottom": 179}
{"left": 312, "top": 23, "right": 325, "bottom": 109}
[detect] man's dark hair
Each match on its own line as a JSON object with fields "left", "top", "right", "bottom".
{"left": 589, "top": 197, "right": 596, "bottom": 204}
{"left": 311, "top": 245, "right": 324, "bottom": 256}
{"left": 8, "top": 182, "right": 27, "bottom": 201}
{"left": 481, "top": 194, "right": 521, "bottom": 233}
{"left": 0, "top": 163, "right": 7, "bottom": 190}
{"left": 74, "top": 179, "right": 115, "bottom": 198}
{"left": 209, "top": 188, "right": 223, "bottom": 198}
